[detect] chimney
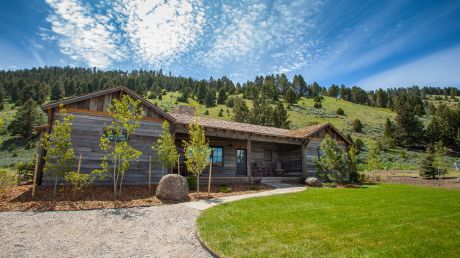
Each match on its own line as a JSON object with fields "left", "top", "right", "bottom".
{"left": 174, "top": 105, "right": 195, "bottom": 115}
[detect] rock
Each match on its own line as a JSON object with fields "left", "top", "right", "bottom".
{"left": 156, "top": 174, "right": 189, "bottom": 201}
{"left": 305, "top": 177, "right": 322, "bottom": 187}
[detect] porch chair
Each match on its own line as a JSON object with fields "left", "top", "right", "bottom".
{"left": 274, "top": 160, "right": 285, "bottom": 176}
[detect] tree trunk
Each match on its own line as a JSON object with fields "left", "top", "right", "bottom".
{"left": 197, "top": 174, "right": 200, "bottom": 193}
{"left": 53, "top": 176, "right": 58, "bottom": 197}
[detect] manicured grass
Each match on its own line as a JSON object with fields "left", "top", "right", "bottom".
{"left": 197, "top": 184, "right": 460, "bottom": 258}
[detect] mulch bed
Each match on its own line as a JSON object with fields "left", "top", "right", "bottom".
{"left": 362, "top": 171, "right": 460, "bottom": 189}
{"left": 0, "top": 184, "right": 274, "bottom": 212}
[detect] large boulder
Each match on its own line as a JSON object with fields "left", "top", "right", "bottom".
{"left": 156, "top": 174, "right": 189, "bottom": 201}
{"left": 305, "top": 177, "right": 322, "bottom": 187}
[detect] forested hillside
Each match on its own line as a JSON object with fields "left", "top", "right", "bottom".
{"left": 0, "top": 67, "right": 459, "bottom": 170}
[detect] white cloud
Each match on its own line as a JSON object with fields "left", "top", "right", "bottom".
{"left": 356, "top": 45, "right": 460, "bottom": 89}
{"left": 113, "top": 0, "right": 205, "bottom": 67}
{"left": 202, "top": 0, "right": 323, "bottom": 71}
{"left": 45, "top": 0, "right": 124, "bottom": 68}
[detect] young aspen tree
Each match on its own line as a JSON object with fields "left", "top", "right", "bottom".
{"left": 93, "top": 95, "right": 143, "bottom": 198}
{"left": 43, "top": 105, "right": 74, "bottom": 197}
{"left": 183, "top": 116, "right": 212, "bottom": 193}
{"left": 153, "top": 121, "right": 179, "bottom": 176}
{"left": 367, "top": 140, "right": 381, "bottom": 181}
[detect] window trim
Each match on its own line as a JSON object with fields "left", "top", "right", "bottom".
{"left": 211, "top": 146, "right": 224, "bottom": 167}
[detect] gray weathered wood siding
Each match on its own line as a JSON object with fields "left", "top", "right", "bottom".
{"left": 42, "top": 112, "right": 164, "bottom": 185}
{"left": 63, "top": 91, "right": 161, "bottom": 119}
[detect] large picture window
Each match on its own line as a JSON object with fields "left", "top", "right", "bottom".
{"left": 211, "top": 146, "right": 223, "bottom": 166}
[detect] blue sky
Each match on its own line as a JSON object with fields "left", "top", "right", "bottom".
{"left": 1, "top": 0, "right": 460, "bottom": 89}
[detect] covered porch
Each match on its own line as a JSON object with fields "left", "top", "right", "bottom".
{"left": 174, "top": 131, "right": 308, "bottom": 182}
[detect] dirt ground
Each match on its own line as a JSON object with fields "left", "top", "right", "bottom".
{"left": 363, "top": 170, "right": 460, "bottom": 189}
{"left": 0, "top": 183, "right": 273, "bottom": 212}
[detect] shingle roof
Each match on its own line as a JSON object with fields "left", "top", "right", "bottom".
{"left": 169, "top": 112, "right": 336, "bottom": 140}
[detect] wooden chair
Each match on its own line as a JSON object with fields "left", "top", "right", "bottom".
{"left": 274, "top": 160, "right": 284, "bottom": 176}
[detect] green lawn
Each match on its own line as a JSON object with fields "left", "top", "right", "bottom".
{"left": 197, "top": 184, "right": 460, "bottom": 258}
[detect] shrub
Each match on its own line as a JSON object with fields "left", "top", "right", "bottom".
{"left": 352, "top": 119, "right": 363, "bottom": 132}
{"left": 313, "top": 102, "right": 322, "bottom": 108}
{"left": 65, "top": 172, "right": 94, "bottom": 198}
{"left": 187, "top": 175, "right": 197, "bottom": 191}
{"left": 219, "top": 186, "right": 232, "bottom": 193}
{"left": 218, "top": 108, "right": 224, "bottom": 117}
{"left": 226, "top": 97, "right": 235, "bottom": 108}
{"left": 323, "top": 182, "right": 337, "bottom": 188}
{"left": 336, "top": 108, "right": 345, "bottom": 115}
{"left": 0, "top": 168, "right": 16, "bottom": 195}
{"left": 16, "top": 161, "right": 35, "bottom": 185}
{"left": 204, "top": 109, "right": 210, "bottom": 115}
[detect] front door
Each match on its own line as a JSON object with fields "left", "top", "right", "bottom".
{"left": 236, "top": 149, "right": 247, "bottom": 176}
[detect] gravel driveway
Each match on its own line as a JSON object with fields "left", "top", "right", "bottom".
{"left": 0, "top": 204, "right": 210, "bottom": 258}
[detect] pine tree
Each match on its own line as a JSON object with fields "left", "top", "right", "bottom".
{"left": 419, "top": 146, "right": 436, "bottom": 178}
{"left": 352, "top": 119, "right": 363, "bottom": 133}
{"left": 273, "top": 102, "right": 290, "bottom": 128}
{"left": 383, "top": 118, "right": 394, "bottom": 138}
{"left": 314, "top": 135, "right": 349, "bottom": 182}
{"left": 204, "top": 89, "right": 216, "bottom": 108}
{"left": 8, "top": 100, "right": 43, "bottom": 137}
{"left": 336, "top": 108, "right": 345, "bottom": 115}
{"left": 51, "top": 81, "right": 65, "bottom": 100}
{"left": 394, "top": 95, "right": 424, "bottom": 147}
{"left": 233, "top": 97, "right": 249, "bottom": 123}
{"left": 18, "top": 83, "right": 35, "bottom": 105}
{"left": 0, "top": 83, "right": 4, "bottom": 110}
{"left": 217, "top": 88, "right": 227, "bottom": 105}
{"left": 285, "top": 86, "right": 297, "bottom": 105}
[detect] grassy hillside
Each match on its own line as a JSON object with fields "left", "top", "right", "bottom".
{"left": 0, "top": 103, "right": 39, "bottom": 168}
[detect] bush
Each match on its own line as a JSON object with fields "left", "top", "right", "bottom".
{"left": 226, "top": 96, "right": 235, "bottom": 107}
{"left": 0, "top": 168, "right": 16, "bottom": 194}
{"left": 16, "top": 161, "right": 35, "bottom": 185}
{"left": 336, "top": 108, "right": 345, "bottom": 115}
{"left": 187, "top": 175, "right": 197, "bottom": 191}
{"left": 65, "top": 172, "right": 94, "bottom": 197}
{"left": 323, "top": 182, "right": 337, "bottom": 188}
{"left": 352, "top": 119, "right": 363, "bottom": 132}
{"left": 218, "top": 186, "right": 232, "bottom": 193}
{"left": 313, "top": 102, "right": 322, "bottom": 108}
{"left": 204, "top": 109, "right": 210, "bottom": 115}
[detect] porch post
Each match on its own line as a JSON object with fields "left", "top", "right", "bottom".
{"left": 247, "top": 137, "right": 252, "bottom": 181}
{"left": 301, "top": 142, "right": 307, "bottom": 176}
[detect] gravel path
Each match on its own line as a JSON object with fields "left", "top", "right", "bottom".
{"left": 0, "top": 204, "right": 211, "bottom": 258}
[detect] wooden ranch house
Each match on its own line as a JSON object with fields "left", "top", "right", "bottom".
{"left": 36, "top": 86, "right": 351, "bottom": 185}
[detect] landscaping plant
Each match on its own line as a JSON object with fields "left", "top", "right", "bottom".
{"left": 153, "top": 121, "right": 179, "bottom": 176}
{"left": 314, "top": 135, "right": 349, "bottom": 182}
{"left": 93, "top": 95, "right": 143, "bottom": 198}
{"left": 182, "top": 116, "right": 212, "bottom": 193}
{"left": 43, "top": 106, "right": 74, "bottom": 197}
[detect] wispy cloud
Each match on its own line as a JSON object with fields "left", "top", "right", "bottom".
{"left": 45, "top": 0, "right": 124, "bottom": 68}
{"left": 113, "top": 0, "right": 206, "bottom": 67}
{"left": 357, "top": 45, "right": 460, "bottom": 89}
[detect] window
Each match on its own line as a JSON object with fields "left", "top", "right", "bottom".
{"left": 211, "top": 146, "right": 223, "bottom": 166}
{"left": 103, "top": 127, "right": 127, "bottom": 142}
{"left": 264, "top": 150, "right": 272, "bottom": 161}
